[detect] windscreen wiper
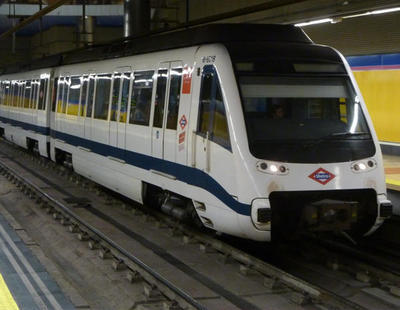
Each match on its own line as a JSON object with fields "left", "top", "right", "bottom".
{"left": 324, "top": 131, "right": 371, "bottom": 139}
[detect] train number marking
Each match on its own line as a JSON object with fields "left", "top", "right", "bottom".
{"left": 308, "top": 168, "right": 335, "bottom": 185}
{"left": 202, "top": 56, "right": 216, "bottom": 63}
{"left": 179, "top": 115, "right": 187, "bottom": 130}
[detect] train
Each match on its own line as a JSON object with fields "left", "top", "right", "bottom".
{"left": 0, "top": 24, "right": 393, "bottom": 241}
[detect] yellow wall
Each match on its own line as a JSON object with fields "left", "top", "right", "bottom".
{"left": 353, "top": 69, "right": 400, "bottom": 143}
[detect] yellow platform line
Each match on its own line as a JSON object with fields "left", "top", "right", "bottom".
{"left": 0, "top": 273, "right": 19, "bottom": 310}
{"left": 386, "top": 178, "right": 400, "bottom": 191}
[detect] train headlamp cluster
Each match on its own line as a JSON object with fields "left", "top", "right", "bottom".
{"left": 257, "top": 161, "right": 289, "bottom": 175}
{"left": 351, "top": 159, "right": 376, "bottom": 173}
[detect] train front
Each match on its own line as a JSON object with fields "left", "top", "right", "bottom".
{"left": 229, "top": 41, "right": 393, "bottom": 240}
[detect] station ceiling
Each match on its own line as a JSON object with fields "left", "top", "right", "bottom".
{"left": 1, "top": 0, "right": 400, "bottom": 37}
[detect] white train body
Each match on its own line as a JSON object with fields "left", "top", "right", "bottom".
{"left": 0, "top": 25, "right": 392, "bottom": 241}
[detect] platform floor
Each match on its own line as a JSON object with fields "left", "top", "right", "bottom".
{"left": 0, "top": 211, "right": 74, "bottom": 310}
{"left": 383, "top": 154, "right": 400, "bottom": 191}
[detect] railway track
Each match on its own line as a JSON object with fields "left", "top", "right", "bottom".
{"left": 0, "top": 139, "right": 395, "bottom": 309}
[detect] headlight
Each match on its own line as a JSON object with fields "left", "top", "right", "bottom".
{"left": 351, "top": 159, "right": 376, "bottom": 173}
{"left": 256, "top": 161, "right": 289, "bottom": 175}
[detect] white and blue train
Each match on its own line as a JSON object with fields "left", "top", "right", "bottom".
{"left": 0, "top": 24, "right": 392, "bottom": 241}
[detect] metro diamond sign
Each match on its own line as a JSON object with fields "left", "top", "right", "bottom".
{"left": 308, "top": 168, "right": 335, "bottom": 185}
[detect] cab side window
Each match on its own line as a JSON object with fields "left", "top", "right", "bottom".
{"left": 197, "top": 65, "right": 231, "bottom": 150}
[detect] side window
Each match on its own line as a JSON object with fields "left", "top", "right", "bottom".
{"left": 38, "top": 78, "right": 48, "bottom": 110}
{"left": 4, "top": 81, "right": 10, "bottom": 106}
{"left": 62, "top": 77, "right": 70, "bottom": 113}
{"left": 94, "top": 74, "right": 111, "bottom": 120}
{"left": 197, "top": 66, "right": 231, "bottom": 149}
{"left": 129, "top": 70, "right": 153, "bottom": 126}
{"left": 198, "top": 72, "right": 213, "bottom": 134}
{"left": 51, "top": 77, "right": 58, "bottom": 112}
{"left": 67, "top": 76, "right": 80, "bottom": 116}
{"left": 153, "top": 69, "right": 168, "bottom": 128}
{"left": 31, "top": 80, "right": 38, "bottom": 109}
{"left": 57, "top": 77, "right": 64, "bottom": 113}
{"left": 212, "top": 83, "right": 230, "bottom": 147}
{"left": 80, "top": 76, "right": 88, "bottom": 117}
{"left": 119, "top": 72, "right": 130, "bottom": 123}
{"left": 12, "top": 82, "right": 18, "bottom": 107}
{"left": 25, "top": 81, "right": 31, "bottom": 109}
{"left": 19, "top": 82, "right": 25, "bottom": 108}
{"left": 0, "top": 82, "right": 3, "bottom": 105}
{"left": 86, "top": 75, "right": 95, "bottom": 118}
{"left": 166, "top": 68, "right": 182, "bottom": 130}
{"left": 111, "top": 73, "right": 121, "bottom": 121}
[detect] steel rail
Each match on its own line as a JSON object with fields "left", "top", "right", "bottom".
{"left": 0, "top": 159, "right": 208, "bottom": 310}
{"left": 0, "top": 144, "right": 369, "bottom": 310}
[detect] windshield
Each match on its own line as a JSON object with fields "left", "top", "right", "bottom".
{"left": 239, "top": 75, "right": 375, "bottom": 163}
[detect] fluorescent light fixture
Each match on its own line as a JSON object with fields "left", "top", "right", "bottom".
{"left": 295, "top": 6, "right": 400, "bottom": 27}
{"left": 344, "top": 6, "right": 400, "bottom": 19}
{"left": 372, "top": 7, "right": 400, "bottom": 14}
{"left": 295, "top": 18, "right": 333, "bottom": 27}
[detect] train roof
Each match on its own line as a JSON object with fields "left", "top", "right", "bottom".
{"left": 1, "top": 23, "right": 312, "bottom": 75}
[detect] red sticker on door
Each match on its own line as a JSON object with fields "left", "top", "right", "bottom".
{"left": 179, "top": 132, "right": 185, "bottom": 144}
{"left": 182, "top": 66, "right": 192, "bottom": 94}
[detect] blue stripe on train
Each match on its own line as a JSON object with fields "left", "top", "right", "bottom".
{"left": 346, "top": 53, "right": 400, "bottom": 67}
{"left": 0, "top": 116, "right": 50, "bottom": 135}
{"left": 0, "top": 115, "right": 251, "bottom": 216}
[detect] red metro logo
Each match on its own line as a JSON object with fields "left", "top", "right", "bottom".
{"left": 308, "top": 168, "right": 335, "bottom": 185}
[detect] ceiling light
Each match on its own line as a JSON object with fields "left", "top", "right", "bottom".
{"left": 295, "top": 18, "right": 333, "bottom": 27}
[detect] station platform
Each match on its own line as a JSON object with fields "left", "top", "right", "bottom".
{"left": 383, "top": 154, "right": 400, "bottom": 216}
{"left": 0, "top": 211, "right": 74, "bottom": 310}
{"left": 383, "top": 154, "right": 400, "bottom": 191}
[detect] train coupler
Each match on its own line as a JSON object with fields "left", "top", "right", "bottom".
{"left": 302, "top": 199, "right": 358, "bottom": 231}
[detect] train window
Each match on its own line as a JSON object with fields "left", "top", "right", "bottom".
{"left": 80, "top": 76, "right": 88, "bottom": 117}
{"left": 62, "top": 77, "right": 70, "bottom": 113}
{"left": 198, "top": 66, "right": 230, "bottom": 149}
{"left": 0, "top": 82, "right": 3, "bottom": 105}
{"left": 12, "top": 82, "right": 18, "bottom": 107}
{"left": 67, "top": 76, "right": 80, "bottom": 116}
{"left": 4, "top": 81, "right": 10, "bottom": 106}
{"left": 86, "top": 75, "right": 95, "bottom": 118}
{"left": 30, "top": 81, "right": 38, "bottom": 109}
{"left": 24, "top": 81, "right": 31, "bottom": 109}
{"left": 166, "top": 68, "right": 182, "bottom": 130}
{"left": 51, "top": 78, "right": 58, "bottom": 112}
{"left": 129, "top": 70, "right": 153, "bottom": 126}
{"left": 94, "top": 74, "right": 112, "bottom": 120}
{"left": 211, "top": 83, "right": 230, "bottom": 147}
{"left": 38, "top": 78, "right": 48, "bottom": 110}
{"left": 19, "top": 82, "right": 25, "bottom": 108}
{"left": 57, "top": 77, "right": 64, "bottom": 113}
{"left": 111, "top": 73, "right": 121, "bottom": 121}
{"left": 198, "top": 72, "right": 213, "bottom": 135}
{"left": 119, "top": 72, "right": 130, "bottom": 123}
{"left": 153, "top": 69, "right": 168, "bottom": 128}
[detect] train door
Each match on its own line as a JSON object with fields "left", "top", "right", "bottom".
{"left": 84, "top": 74, "right": 96, "bottom": 140}
{"left": 109, "top": 67, "right": 130, "bottom": 149}
{"left": 194, "top": 65, "right": 231, "bottom": 172}
{"left": 151, "top": 61, "right": 182, "bottom": 161}
{"left": 117, "top": 71, "right": 130, "bottom": 149}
